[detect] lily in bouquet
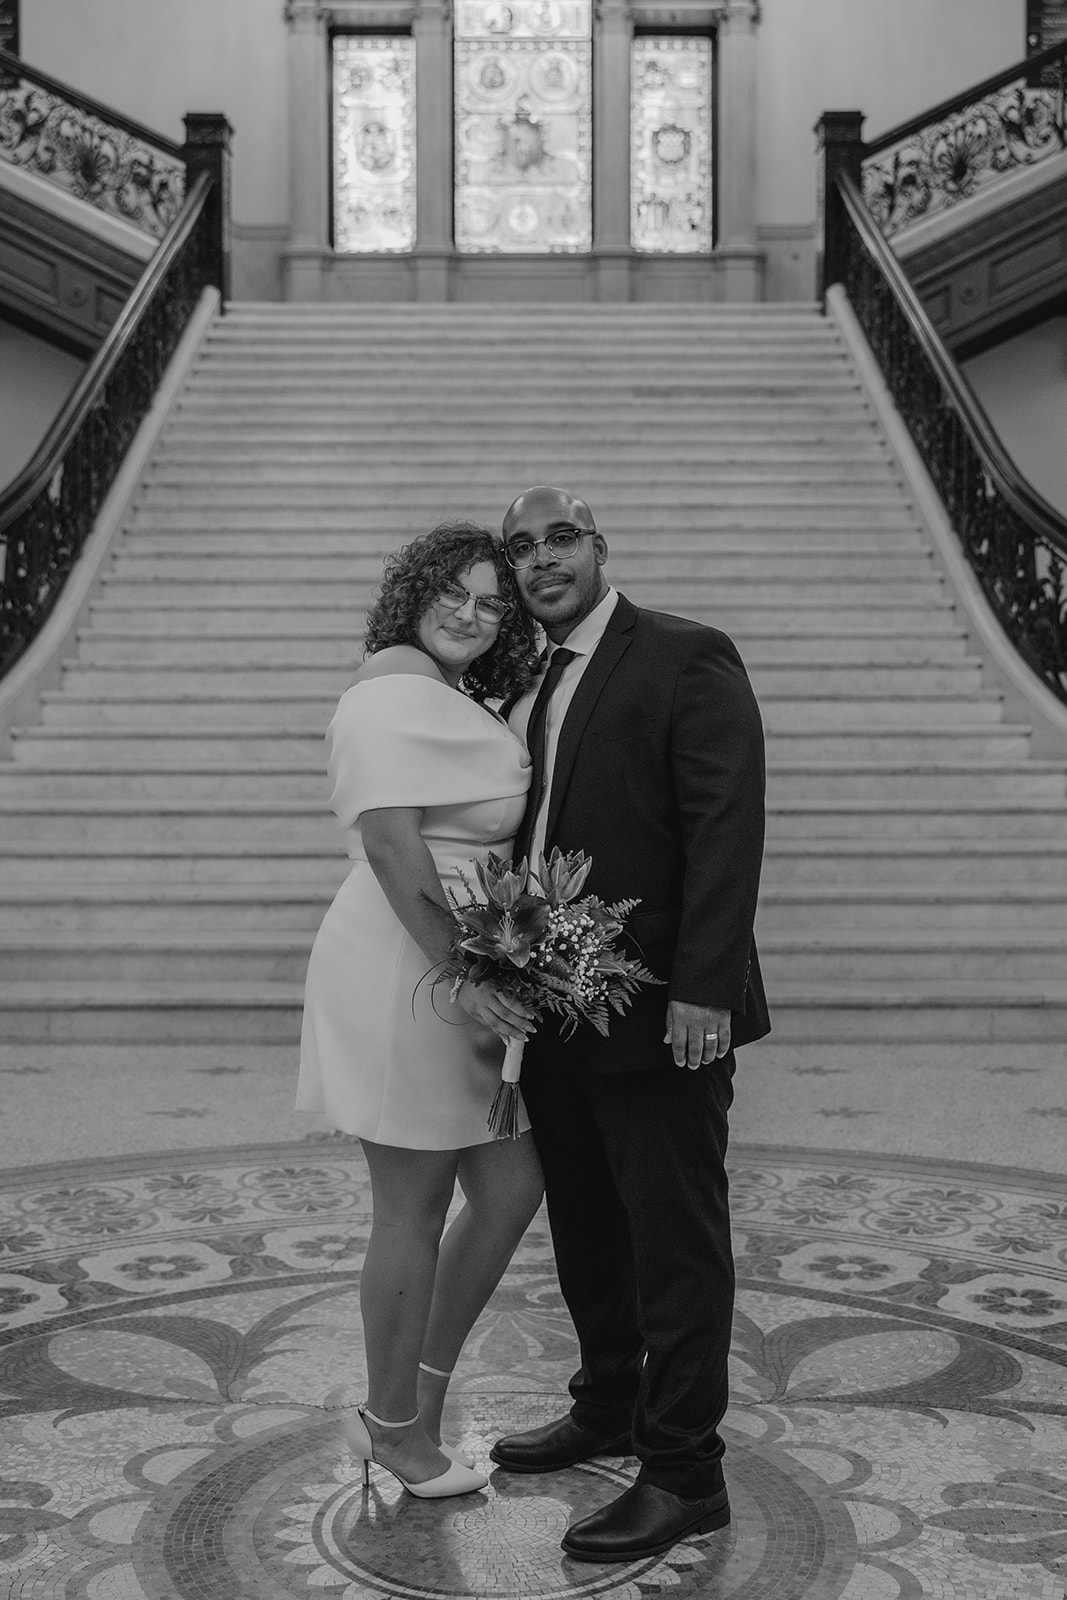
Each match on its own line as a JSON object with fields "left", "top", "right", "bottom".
{"left": 443, "top": 847, "right": 661, "bottom": 1138}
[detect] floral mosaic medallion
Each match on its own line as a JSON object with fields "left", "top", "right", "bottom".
{"left": 0, "top": 1141, "right": 1065, "bottom": 1600}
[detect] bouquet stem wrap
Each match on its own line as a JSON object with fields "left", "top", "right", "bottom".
{"left": 488, "top": 1035, "right": 525, "bottom": 1141}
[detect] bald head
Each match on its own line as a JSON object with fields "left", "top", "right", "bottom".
{"left": 502, "top": 485, "right": 596, "bottom": 539}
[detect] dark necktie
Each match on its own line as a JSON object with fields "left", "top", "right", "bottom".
{"left": 513, "top": 647, "right": 577, "bottom": 871}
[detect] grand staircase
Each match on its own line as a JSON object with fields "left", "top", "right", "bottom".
{"left": 2, "top": 302, "right": 1066, "bottom": 1046}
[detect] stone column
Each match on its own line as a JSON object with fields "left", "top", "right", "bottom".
{"left": 593, "top": 0, "right": 632, "bottom": 300}
{"left": 414, "top": 0, "right": 453, "bottom": 299}
{"left": 283, "top": 0, "right": 329, "bottom": 300}
{"left": 814, "top": 110, "right": 864, "bottom": 303}
{"left": 715, "top": 0, "right": 762, "bottom": 300}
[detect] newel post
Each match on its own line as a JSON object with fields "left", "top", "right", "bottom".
{"left": 814, "top": 110, "right": 864, "bottom": 305}
{"left": 183, "top": 112, "right": 234, "bottom": 303}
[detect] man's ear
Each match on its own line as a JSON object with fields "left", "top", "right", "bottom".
{"left": 593, "top": 533, "right": 609, "bottom": 564}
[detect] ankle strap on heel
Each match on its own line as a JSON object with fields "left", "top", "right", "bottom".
{"left": 362, "top": 1405, "right": 419, "bottom": 1429}
{"left": 418, "top": 1362, "right": 453, "bottom": 1379}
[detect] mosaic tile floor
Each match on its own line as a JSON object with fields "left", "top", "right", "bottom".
{"left": 1, "top": 1138, "right": 1065, "bottom": 1599}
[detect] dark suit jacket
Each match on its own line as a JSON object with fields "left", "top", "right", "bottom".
{"left": 519, "top": 591, "right": 770, "bottom": 1071}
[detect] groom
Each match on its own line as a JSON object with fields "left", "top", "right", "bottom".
{"left": 491, "top": 485, "right": 770, "bottom": 1562}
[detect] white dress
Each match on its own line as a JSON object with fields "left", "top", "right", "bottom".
{"left": 296, "top": 674, "right": 532, "bottom": 1149}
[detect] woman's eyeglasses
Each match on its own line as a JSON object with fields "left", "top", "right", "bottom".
{"left": 436, "top": 582, "right": 513, "bottom": 625}
{"left": 503, "top": 528, "right": 592, "bottom": 569}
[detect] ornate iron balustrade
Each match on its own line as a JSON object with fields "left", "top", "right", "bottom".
{"left": 0, "top": 46, "right": 185, "bottom": 238}
{"left": 0, "top": 173, "right": 219, "bottom": 677}
{"left": 861, "top": 38, "right": 1067, "bottom": 239}
{"left": 833, "top": 169, "right": 1067, "bottom": 706}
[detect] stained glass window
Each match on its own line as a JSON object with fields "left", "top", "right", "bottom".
{"left": 454, "top": 0, "right": 592, "bottom": 254}
{"left": 332, "top": 36, "right": 416, "bottom": 254}
{"left": 631, "top": 36, "right": 713, "bottom": 254}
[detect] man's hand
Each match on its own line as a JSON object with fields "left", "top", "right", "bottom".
{"left": 664, "top": 1001, "right": 731, "bottom": 1069}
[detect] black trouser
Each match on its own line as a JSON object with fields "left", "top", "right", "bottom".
{"left": 519, "top": 1038, "right": 736, "bottom": 1499}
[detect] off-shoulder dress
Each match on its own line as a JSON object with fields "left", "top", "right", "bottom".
{"left": 296, "top": 674, "right": 532, "bottom": 1149}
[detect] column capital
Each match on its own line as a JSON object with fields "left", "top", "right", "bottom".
{"left": 719, "top": 0, "right": 759, "bottom": 30}
{"left": 284, "top": 0, "right": 327, "bottom": 28}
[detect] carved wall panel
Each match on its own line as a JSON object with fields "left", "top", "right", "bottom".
{"left": 630, "top": 35, "right": 713, "bottom": 253}
{"left": 454, "top": 0, "right": 592, "bottom": 253}
{"left": 332, "top": 34, "right": 417, "bottom": 252}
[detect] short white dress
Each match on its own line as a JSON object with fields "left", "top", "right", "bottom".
{"left": 296, "top": 674, "right": 532, "bottom": 1149}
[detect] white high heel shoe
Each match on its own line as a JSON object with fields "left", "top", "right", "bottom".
{"left": 419, "top": 1360, "right": 476, "bottom": 1470}
{"left": 345, "top": 1406, "right": 488, "bottom": 1499}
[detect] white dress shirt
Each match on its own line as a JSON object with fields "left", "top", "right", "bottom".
{"left": 509, "top": 586, "right": 619, "bottom": 873}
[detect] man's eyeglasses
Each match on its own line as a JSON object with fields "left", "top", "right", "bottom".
{"left": 436, "top": 581, "right": 513, "bottom": 625}
{"left": 503, "top": 528, "right": 593, "bottom": 569}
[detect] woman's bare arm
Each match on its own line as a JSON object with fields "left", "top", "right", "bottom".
{"left": 360, "top": 805, "right": 532, "bottom": 1042}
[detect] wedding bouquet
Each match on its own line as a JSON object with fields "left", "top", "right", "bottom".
{"left": 442, "top": 847, "right": 661, "bottom": 1138}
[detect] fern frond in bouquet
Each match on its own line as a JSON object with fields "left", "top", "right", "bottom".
{"left": 441, "top": 847, "right": 662, "bottom": 1137}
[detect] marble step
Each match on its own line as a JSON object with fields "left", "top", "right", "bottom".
{"left": 0, "top": 769, "right": 1061, "bottom": 832}
{"left": 104, "top": 552, "right": 932, "bottom": 585}
{"left": 38, "top": 693, "right": 1007, "bottom": 729}
{"left": 172, "top": 394, "right": 872, "bottom": 421}
{"left": 125, "top": 506, "right": 923, "bottom": 535}
{"left": 768, "top": 799, "right": 1067, "bottom": 839}
{"left": 18, "top": 725, "right": 1032, "bottom": 764}
{"left": 760, "top": 932, "right": 1067, "bottom": 982}
{"left": 165, "top": 416, "right": 886, "bottom": 443}
{"left": 180, "top": 366, "right": 866, "bottom": 391}
{"left": 2, "top": 980, "right": 1064, "bottom": 1044}
{"left": 89, "top": 578, "right": 944, "bottom": 610}
{"left": 116, "top": 528, "right": 933, "bottom": 558}
{"left": 152, "top": 440, "right": 896, "bottom": 467}
{"left": 5, "top": 833, "right": 1067, "bottom": 885}
{"left": 143, "top": 462, "right": 906, "bottom": 490}
{"left": 3, "top": 754, "right": 1062, "bottom": 801}
{"left": 72, "top": 616, "right": 967, "bottom": 650}
{"left": 129, "top": 476, "right": 908, "bottom": 508}
{"left": 3, "top": 924, "right": 1066, "bottom": 982}
{"left": 5, "top": 876, "right": 1065, "bottom": 931}
{"left": 192, "top": 358, "right": 858, "bottom": 383}
{"left": 54, "top": 644, "right": 976, "bottom": 695}
{"left": 66, "top": 635, "right": 975, "bottom": 677}
{"left": 759, "top": 883, "right": 1067, "bottom": 931}
{"left": 9, "top": 711, "right": 1023, "bottom": 751}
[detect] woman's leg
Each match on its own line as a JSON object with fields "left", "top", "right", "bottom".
{"left": 359, "top": 1138, "right": 459, "bottom": 1481}
{"left": 418, "top": 1130, "right": 544, "bottom": 1442}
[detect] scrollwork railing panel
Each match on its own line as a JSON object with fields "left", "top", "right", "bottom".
{"left": 0, "top": 182, "right": 214, "bottom": 677}
{"left": 837, "top": 177, "right": 1067, "bottom": 705}
{"left": 861, "top": 47, "right": 1067, "bottom": 238}
{"left": 0, "top": 51, "right": 185, "bottom": 238}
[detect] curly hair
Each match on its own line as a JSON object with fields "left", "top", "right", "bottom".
{"left": 363, "top": 521, "right": 540, "bottom": 702}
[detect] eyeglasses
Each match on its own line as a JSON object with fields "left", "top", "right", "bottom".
{"left": 503, "top": 528, "right": 594, "bottom": 569}
{"left": 436, "top": 581, "right": 513, "bottom": 625}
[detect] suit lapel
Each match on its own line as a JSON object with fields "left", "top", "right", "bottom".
{"left": 544, "top": 594, "right": 637, "bottom": 845}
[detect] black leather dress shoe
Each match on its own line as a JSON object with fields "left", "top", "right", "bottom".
{"left": 561, "top": 1480, "right": 730, "bottom": 1563}
{"left": 489, "top": 1415, "right": 632, "bottom": 1473}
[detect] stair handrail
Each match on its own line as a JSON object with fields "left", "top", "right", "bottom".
{"left": 0, "top": 129, "right": 229, "bottom": 678}
{"left": 824, "top": 161, "right": 1067, "bottom": 706}
{"left": 858, "top": 36, "right": 1067, "bottom": 239}
{"left": 0, "top": 45, "right": 186, "bottom": 239}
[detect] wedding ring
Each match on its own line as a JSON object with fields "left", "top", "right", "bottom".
{"left": 704, "top": 1032, "right": 718, "bottom": 1040}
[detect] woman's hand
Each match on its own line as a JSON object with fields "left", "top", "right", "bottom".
{"left": 456, "top": 980, "right": 534, "bottom": 1044}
